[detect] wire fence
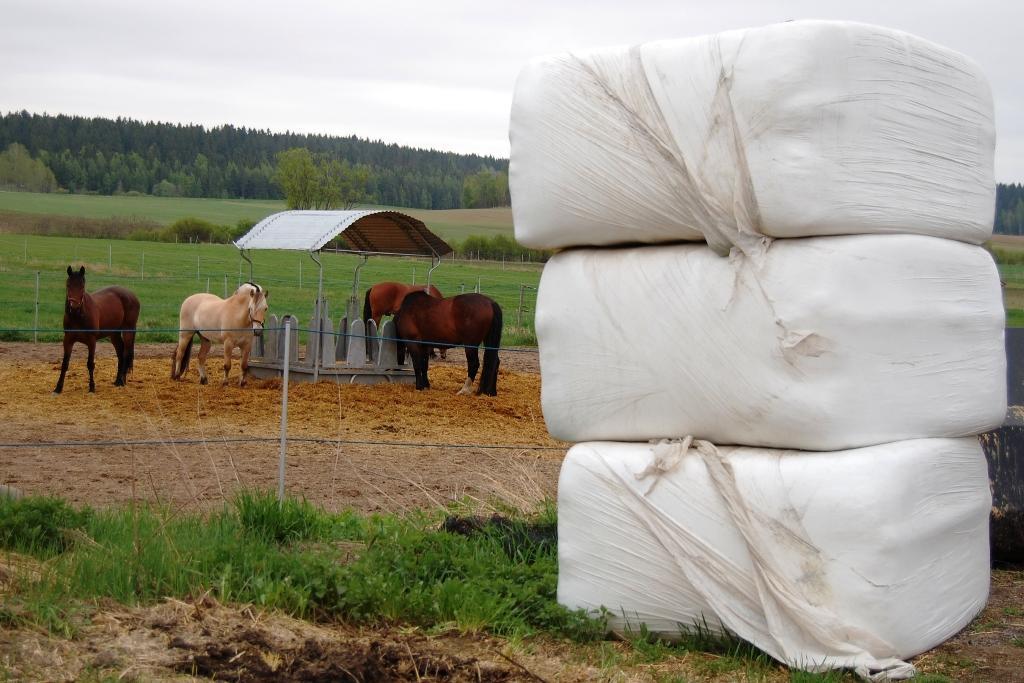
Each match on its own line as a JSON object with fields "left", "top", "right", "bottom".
{"left": 0, "top": 318, "right": 558, "bottom": 512}
{"left": 0, "top": 324, "right": 537, "bottom": 354}
{"left": 0, "top": 266, "right": 542, "bottom": 343}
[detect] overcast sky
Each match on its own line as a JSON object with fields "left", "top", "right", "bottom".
{"left": 2, "top": 0, "right": 1021, "bottom": 180}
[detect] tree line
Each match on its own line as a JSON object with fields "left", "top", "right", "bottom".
{"left": 996, "top": 183, "right": 1024, "bottom": 236}
{"left": 0, "top": 111, "right": 509, "bottom": 209}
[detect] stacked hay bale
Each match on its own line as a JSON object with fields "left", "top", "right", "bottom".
{"left": 509, "top": 20, "right": 1006, "bottom": 679}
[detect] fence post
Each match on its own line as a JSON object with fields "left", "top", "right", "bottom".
{"left": 206, "top": 277, "right": 210, "bottom": 293}
{"left": 299, "top": 259, "right": 302, "bottom": 289}
{"left": 197, "top": 255, "right": 200, "bottom": 281}
{"left": 223, "top": 275, "right": 228, "bottom": 298}
{"left": 412, "top": 268, "right": 416, "bottom": 285}
{"left": 518, "top": 284, "right": 525, "bottom": 327}
{"left": 278, "top": 319, "right": 291, "bottom": 502}
{"left": 476, "top": 277, "right": 481, "bottom": 293}
{"left": 141, "top": 252, "right": 145, "bottom": 280}
{"left": 108, "top": 243, "right": 112, "bottom": 270}
{"left": 33, "top": 272, "right": 39, "bottom": 344}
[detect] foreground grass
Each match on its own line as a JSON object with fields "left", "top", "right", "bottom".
{"left": 0, "top": 493, "right": 872, "bottom": 682}
{"left": 0, "top": 493, "right": 586, "bottom": 639}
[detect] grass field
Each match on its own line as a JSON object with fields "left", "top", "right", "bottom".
{"left": 0, "top": 233, "right": 540, "bottom": 344}
{"left": 0, "top": 191, "right": 515, "bottom": 244}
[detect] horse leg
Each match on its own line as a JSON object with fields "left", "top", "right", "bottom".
{"left": 86, "top": 337, "right": 97, "bottom": 393}
{"left": 411, "top": 345, "right": 429, "bottom": 390}
{"left": 53, "top": 336, "right": 74, "bottom": 394}
{"left": 239, "top": 343, "right": 251, "bottom": 387}
{"left": 458, "top": 347, "right": 479, "bottom": 396}
{"left": 221, "top": 340, "right": 233, "bottom": 386}
{"left": 110, "top": 334, "right": 126, "bottom": 386}
{"left": 197, "top": 337, "right": 212, "bottom": 385}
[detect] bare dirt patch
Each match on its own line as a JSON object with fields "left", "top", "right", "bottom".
{"left": 0, "top": 594, "right": 603, "bottom": 682}
{"left": 0, "top": 342, "right": 559, "bottom": 513}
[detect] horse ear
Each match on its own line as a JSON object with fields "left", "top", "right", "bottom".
{"left": 250, "top": 288, "right": 255, "bottom": 297}
{"left": 79, "top": 266, "right": 85, "bottom": 276}
{"left": 67, "top": 265, "right": 73, "bottom": 276}
{"left": 263, "top": 289, "right": 269, "bottom": 299}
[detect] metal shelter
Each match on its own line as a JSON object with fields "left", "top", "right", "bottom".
{"left": 234, "top": 209, "right": 453, "bottom": 382}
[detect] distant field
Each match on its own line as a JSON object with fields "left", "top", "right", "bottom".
{"left": 0, "top": 191, "right": 514, "bottom": 244}
{"left": 0, "top": 234, "right": 540, "bottom": 344}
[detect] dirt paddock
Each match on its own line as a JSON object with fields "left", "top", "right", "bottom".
{"left": 0, "top": 341, "right": 564, "bottom": 514}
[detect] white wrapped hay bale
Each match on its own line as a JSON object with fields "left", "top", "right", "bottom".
{"left": 536, "top": 234, "right": 1005, "bottom": 451}
{"left": 557, "top": 438, "right": 991, "bottom": 679}
{"left": 510, "top": 20, "right": 995, "bottom": 254}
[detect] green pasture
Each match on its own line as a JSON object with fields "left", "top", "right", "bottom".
{"left": 0, "top": 233, "right": 541, "bottom": 344}
{"left": 0, "top": 191, "right": 515, "bottom": 243}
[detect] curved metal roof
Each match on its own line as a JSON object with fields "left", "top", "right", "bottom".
{"left": 234, "top": 210, "right": 452, "bottom": 256}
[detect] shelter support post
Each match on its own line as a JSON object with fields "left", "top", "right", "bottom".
{"left": 310, "top": 251, "right": 324, "bottom": 383}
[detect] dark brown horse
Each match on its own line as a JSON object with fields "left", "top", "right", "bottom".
{"left": 364, "top": 281, "right": 446, "bottom": 358}
{"left": 53, "top": 266, "right": 141, "bottom": 394}
{"left": 395, "top": 291, "right": 501, "bottom": 396}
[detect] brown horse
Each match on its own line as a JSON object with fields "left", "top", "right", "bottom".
{"left": 53, "top": 265, "right": 141, "bottom": 394}
{"left": 395, "top": 291, "right": 502, "bottom": 396}
{"left": 364, "top": 281, "right": 446, "bottom": 358}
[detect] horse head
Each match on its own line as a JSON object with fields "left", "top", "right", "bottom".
{"left": 245, "top": 283, "right": 269, "bottom": 337}
{"left": 65, "top": 265, "right": 87, "bottom": 315}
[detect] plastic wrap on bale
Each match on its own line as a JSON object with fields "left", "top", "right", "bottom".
{"left": 535, "top": 234, "right": 1006, "bottom": 451}
{"left": 510, "top": 20, "right": 995, "bottom": 255}
{"left": 557, "top": 438, "right": 991, "bottom": 679}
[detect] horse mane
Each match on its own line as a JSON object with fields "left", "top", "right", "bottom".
{"left": 237, "top": 282, "right": 263, "bottom": 298}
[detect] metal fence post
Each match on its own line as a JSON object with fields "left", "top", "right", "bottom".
{"left": 33, "top": 272, "right": 39, "bottom": 344}
{"left": 518, "top": 284, "right": 525, "bottom": 327}
{"left": 108, "top": 243, "right": 112, "bottom": 270}
{"left": 223, "top": 275, "right": 228, "bottom": 298}
{"left": 278, "top": 319, "right": 291, "bottom": 502}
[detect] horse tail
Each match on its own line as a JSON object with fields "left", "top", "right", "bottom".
{"left": 363, "top": 287, "right": 373, "bottom": 323}
{"left": 479, "top": 300, "right": 502, "bottom": 396}
{"left": 172, "top": 334, "right": 195, "bottom": 379}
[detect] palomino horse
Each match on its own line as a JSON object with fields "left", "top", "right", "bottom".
{"left": 54, "top": 265, "right": 141, "bottom": 394}
{"left": 364, "top": 281, "right": 446, "bottom": 359}
{"left": 171, "top": 283, "right": 269, "bottom": 386}
{"left": 395, "top": 291, "right": 502, "bottom": 396}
